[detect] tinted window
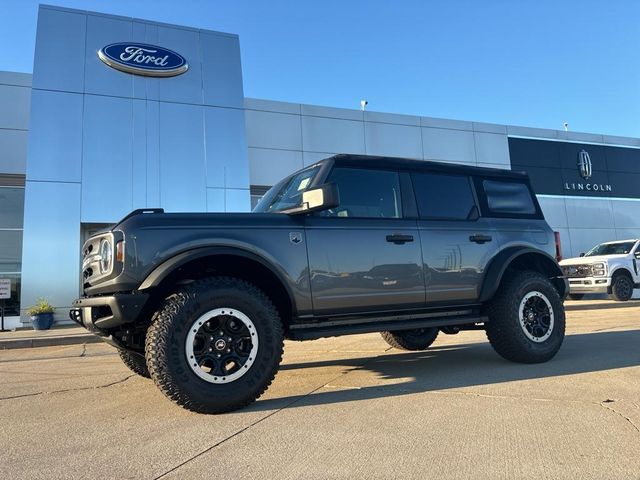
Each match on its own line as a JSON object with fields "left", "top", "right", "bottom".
{"left": 0, "top": 230, "right": 22, "bottom": 272}
{"left": 322, "top": 168, "right": 402, "bottom": 218}
{"left": 0, "top": 187, "right": 24, "bottom": 229}
{"left": 483, "top": 180, "right": 536, "bottom": 215}
{"left": 412, "top": 173, "right": 476, "bottom": 220}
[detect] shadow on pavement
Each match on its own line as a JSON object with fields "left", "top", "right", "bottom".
{"left": 251, "top": 329, "right": 640, "bottom": 411}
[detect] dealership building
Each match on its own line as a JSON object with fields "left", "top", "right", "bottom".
{"left": 1, "top": 4, "right": 639, "bottom": 328}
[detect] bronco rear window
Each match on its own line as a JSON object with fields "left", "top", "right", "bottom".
{"left": 481, "top": 179, "right": 538, "bottom": 217}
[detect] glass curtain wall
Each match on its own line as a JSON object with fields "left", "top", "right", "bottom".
{"left": 0, "top": 181, "right": 25, "bottom": 316}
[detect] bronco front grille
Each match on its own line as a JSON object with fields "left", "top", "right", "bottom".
{"left": 82, "top": 232, "right": 114, "bottom": 288}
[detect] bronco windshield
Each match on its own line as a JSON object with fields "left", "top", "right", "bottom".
{"left": 585, "top": 241, "right": 637, "bottom": 257}
{"left": 253, "top": 165, "right": 321, "bottom": 213}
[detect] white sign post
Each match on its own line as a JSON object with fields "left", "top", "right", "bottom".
{"left": 0, "top": 278, "right": 11, "bottom": 332}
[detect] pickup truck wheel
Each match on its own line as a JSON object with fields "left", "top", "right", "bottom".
{"left": 380, "top": 328, "right": 438, "bottom": 351}
{"left": 145, "top": 277, "right": 284, "bottom": 414}
{"left": 486, "top": 271, "right": 565, "bottom": 364}
{"left": 117, "top": 348, "right": 150, "bottom": 378}
{"left": 611, "top": 272, "right": 633, "bottom": 301}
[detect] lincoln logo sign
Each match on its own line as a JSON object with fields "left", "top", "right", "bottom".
{"left": 97, "top": 43, "right": 188, "bottom": 77}
{"left": 578, "top": 149, "right": 592, "bottom": 179}
{"left": 563, "top": 149, "right": 612, "bottom": 193}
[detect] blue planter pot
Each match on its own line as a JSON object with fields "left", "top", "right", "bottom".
{"left": 31, "top": 313, "right": 54, "bottom": 330}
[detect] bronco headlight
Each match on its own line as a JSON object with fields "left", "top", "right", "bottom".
{"left": 99, "top": 238, "right": 113, "bottom": 273}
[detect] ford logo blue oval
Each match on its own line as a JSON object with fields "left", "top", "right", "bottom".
{"left": 98, "top": 43, "right": 188, "bottom": 77}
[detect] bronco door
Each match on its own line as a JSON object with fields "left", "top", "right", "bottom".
{"left": 305, "top": 167, "right": 425, "bottom": 316}
{"left": 411, "top": 171, "right": 499, "bottom": 304}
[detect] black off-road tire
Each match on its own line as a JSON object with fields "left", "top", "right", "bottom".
{"left": 145, "top": 277, "right": 284, "bottom": 414}
{"left": 117, "top": 348, "right": 151, "bottom": 378}
{"left": 486, "top": 271, "right": 565, "bottom": 364}
{"left": 380, "top": 328, "right": 439, "bottom": 351}
{"left": 567, "top": 293, "right": 585, "bottom": 301}
{"left": 611, "top": 271, "right": 633, "bottom": 302}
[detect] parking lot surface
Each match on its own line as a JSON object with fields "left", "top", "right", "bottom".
{"left": 1, "top": 302, "right": 639, "bottom": 479}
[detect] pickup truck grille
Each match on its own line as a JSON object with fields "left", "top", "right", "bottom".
{"left": 562, "top": 264, "right": 593, "bottom": 278}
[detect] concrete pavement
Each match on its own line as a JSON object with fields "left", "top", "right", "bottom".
{"left": 1, "top": 305, "right": 639, "bottom": 479}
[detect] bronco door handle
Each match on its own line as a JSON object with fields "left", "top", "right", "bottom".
{"left": 386, "top": 234, "right": 414, "bottom": 244}
{"left": 469, "top": 234, "right": 492, "bottom": 244}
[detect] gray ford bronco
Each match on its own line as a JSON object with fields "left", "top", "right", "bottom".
{"left": 70, "top": 154, "right": 568, "bottom": 413}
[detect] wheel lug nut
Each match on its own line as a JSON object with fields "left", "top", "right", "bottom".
{"left": 226, "top": 349, "right": 230, "bottom": 353}
{"left": 217, "top": 354, "right": 221, "bottom": 358}
{"left": 227, "top": 337, "right": 232, "bottom": 342}
{"left": 219, "top": 331, "right": 223, "bottom": 335}
{"left": 209, "top": 347, "right": 212, "bottom": 352}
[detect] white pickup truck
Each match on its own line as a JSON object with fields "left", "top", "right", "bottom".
{"left": 560, "top": 239, "right": 640, "bottom": 301}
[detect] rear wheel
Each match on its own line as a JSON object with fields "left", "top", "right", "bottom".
{"left": 486, "top": 271, "right": 565, "bottom": 363}
{"left": 380, "top": 328, "right": 439, "bottom": 351}
{"left": 567, "top": 293, "right": 585, "bottom": 301}
{"left": 117, "top": 348, "right": 150, "bottom": 378}
{"left": 611, "top": 272, "right": 633, "bottom": 301}
{"left": 145, "top": 277, "right": 284, "bottom": 414}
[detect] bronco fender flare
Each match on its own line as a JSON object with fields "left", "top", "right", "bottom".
{"left": 478, "top": 247, "right": 566, "bottom": 302}
{"left": 138, "top": 246, "right": 297, "bottom": 313}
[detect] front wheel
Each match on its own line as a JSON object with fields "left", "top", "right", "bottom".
{"left": 117, "top": 348, "right": 150, "bottom": 378}
{"left": 145, "top": 277, "right": 284, "bottom": 414}
{"left": 611, "top": 273, "right": 633, "bottom": 301}
{"left": 486, "top": 271, "right": 565, "bottom": 363}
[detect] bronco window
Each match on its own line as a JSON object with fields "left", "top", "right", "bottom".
{"left": 411, "top": 173, "right": 476, "bottom": 220}
{"left": 254, "top": 166, "right": 320, "bottom": 213}
{"left": 321, "top": 167, "right": 402, "bottom": 218}
{"left": 483, "top": 180, "right": 536, "bottom": 215}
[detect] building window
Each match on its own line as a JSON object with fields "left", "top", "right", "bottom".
{"left": 0, "top": 180, "right": 25, "bottom": 316}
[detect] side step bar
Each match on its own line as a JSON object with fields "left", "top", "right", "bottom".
{"left": 288, "top": 315, "right": 488, "bottom": 341}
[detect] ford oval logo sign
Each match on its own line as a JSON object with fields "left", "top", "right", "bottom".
{"left": 97, "top": 43, "right": 188, "bottom": 77}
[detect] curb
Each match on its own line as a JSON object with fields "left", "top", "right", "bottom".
{"left": 0, "top": 334, "right": 103, "bottom": 350}
{"left": 564, "top": 300, "right": 640, "bottom": 312}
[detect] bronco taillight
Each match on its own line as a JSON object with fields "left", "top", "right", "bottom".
{"left": 554, "top": 231, "right": 562, "bottom": 262}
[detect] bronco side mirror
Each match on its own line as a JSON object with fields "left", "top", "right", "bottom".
{"left": 299, "top": 183, "right": 340, "bottom": 214}
{"left": 282, "top": 183, "right": 340, "bottom": 215}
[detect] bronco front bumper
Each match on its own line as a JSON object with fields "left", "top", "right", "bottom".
{"left": 69, "top": 293, "right": 149, "bottom": 333}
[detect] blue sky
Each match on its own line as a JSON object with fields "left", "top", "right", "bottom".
{"left": 2, "top": 0, "right": 639, "bottom": 137}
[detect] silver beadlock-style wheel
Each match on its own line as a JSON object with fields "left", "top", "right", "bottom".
{"left": 518, "top": 291, "right": 554, "bottom": 343}
{"left": 185, "top": 308, "right": 259, "bottom": 384}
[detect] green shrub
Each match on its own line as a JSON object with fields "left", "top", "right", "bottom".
{"left": 27, "top": 298, "right": 55, "bottom": 316}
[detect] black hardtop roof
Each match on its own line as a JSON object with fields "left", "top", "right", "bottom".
{"left": 321, "top": 154, "right": 528, "bottom": 179}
